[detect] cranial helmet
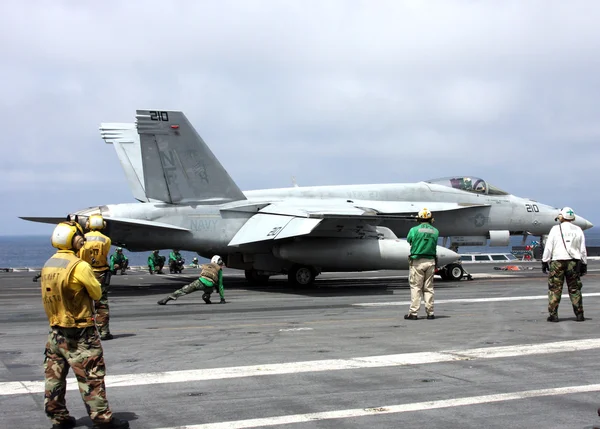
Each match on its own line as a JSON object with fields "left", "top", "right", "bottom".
{"left": 86, "top": 214, "right": 106, "bottom": 231}
{"left": 418, "top": 208, "right": 432, "bottom": 220}
{"left": 51, "top": 221, "right": 85, "bottom": 250}
{"left": 559, "top": 207, "right": 576, "bottom": 221}
{"left": 211, "top": 255, "right": 224, "bottom": 266}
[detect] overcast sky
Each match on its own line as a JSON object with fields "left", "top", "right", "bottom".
{"left": 1, "top": 0, "right": 599, "bottom": 236}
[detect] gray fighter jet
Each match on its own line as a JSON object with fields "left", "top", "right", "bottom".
{"left": 100, "top": 112, "right": 593, "bottom": 251}
{"left": 23, "top": 110, "right": 592, "bottom": 285}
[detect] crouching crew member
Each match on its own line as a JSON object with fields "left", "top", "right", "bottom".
{"left": 542, "top": 207, "right": 587, "bottom": 322}
{"left": 42, "top": 221, "right": 129, "bottom": 429}
{"left": 148, "top": 250, "right": 165, "bottom": 274}
{"left": 79, "top": 214, "right": 113, "bottom": 340}
{"left": 169, "top": 249, "right": 185, "bottom": 274}
{"left": 109, "top": 248, "right": 128, "bottom": 275}
{"left": 158, "top": 255, "right": 226, "bottom": 305}
{"left": 404, "top": 208, "right": 439, "bottom": 320}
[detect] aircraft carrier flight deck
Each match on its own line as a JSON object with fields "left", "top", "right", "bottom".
{"left": 1, "top": 262, "right": 600, "bottom": 429}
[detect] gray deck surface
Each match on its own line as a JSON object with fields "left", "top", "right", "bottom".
{"left": 1, "top": 262, "right": 600, "bottom": 429}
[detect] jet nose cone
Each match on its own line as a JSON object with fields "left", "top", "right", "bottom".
{"left": 575, "top": 215, "right": 594, "bottom": 231}
{"left": 436, "top": 246, "right": 460, "bottom": 266}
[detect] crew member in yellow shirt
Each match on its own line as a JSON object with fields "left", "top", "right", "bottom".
{"left": 79, "top": 214, "right": 113, "bottom": 340}
{"left": 42, "top": 220, "right": 129, "bottom": 429}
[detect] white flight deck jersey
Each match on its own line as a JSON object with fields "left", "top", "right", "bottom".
{"left": 542, "top": 222, "right": 587, "bottom": 263}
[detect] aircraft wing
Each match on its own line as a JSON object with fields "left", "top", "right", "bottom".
{"left": 227, "top": 199, "right": 491, "bottom": 246}
{"left": 227, "top": 202, "right": 413, "bottom": 247}
{"left": 255, "top": 201, "right": 488, "bottom": 217}
{"left": 103, "top": 217, "right": 190, "bottom": 232}
{"left": 20, "top": 215, "right": 190, "bottom": 233}
{"left": 19, "top": 216, "right": 67, "bottom": 225}
{"left": 20, "top": 215, "right": 191, "bottom": 251}
{"left": 344, "top": 201, "right": 490, "bottom": 214}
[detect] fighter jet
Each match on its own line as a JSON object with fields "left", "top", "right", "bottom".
{"left": 100, "top": 113, "right": 593, "bottom": 253}
{"left": 23, "top": 110, "right": 592, "bottom": 285}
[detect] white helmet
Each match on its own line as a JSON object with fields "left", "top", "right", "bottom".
{"left": 211, "top": 255, "right": 224, "bottom": 266}
{"left": 559, "top": 207, "right": 575, "bottom": 221}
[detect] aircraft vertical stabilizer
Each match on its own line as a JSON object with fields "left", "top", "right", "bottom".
{"left": 100, "top": 123, "right": 149, "bottom": 202}
{"left": 136, "top": 110, "right": 247, "bottom": 204}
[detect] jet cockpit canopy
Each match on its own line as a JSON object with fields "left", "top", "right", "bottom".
{"left": 425, "top": 176, "right": 508, "bottom": 195}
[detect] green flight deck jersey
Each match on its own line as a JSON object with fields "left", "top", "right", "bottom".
{"left": 406, "top": 222, "right": 439, "bottom": 259}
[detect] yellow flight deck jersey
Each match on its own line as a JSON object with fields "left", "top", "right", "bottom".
{"left": 79, "top": 231, "right": 112, "bottom": 273}
{"left": 41, "top": 251, "right": 102, "bottom": 328}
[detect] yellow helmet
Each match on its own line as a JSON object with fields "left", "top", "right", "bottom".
{"left": 417, "top": 207, "right": 432, "bottom": 220}
{"left": 86, "top": 214, "right": 106, "bottom": 231}
{"left": 51, "top": 221, "right": 85, "bottom": 250}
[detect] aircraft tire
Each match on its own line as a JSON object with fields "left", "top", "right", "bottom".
{"left": 245, "top": 269, "right": 270, "bottom": 285}
{"left": 288, "top": 265, "right": 316, "bottom": 287}
{"left": 445, "top": 263, "right": 464, "bottom": 281}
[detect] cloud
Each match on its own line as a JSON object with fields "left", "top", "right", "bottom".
{"left": 1, "top": 0, "right": 599, "bottom": 235}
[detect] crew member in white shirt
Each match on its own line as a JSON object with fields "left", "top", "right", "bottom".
{"left": 542, "top": 207, "right": 587, "bottom": 322}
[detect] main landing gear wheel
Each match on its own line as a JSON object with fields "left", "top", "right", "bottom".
{"left": 445, "top": 263, "right": 464, "bottom": 281}
{"left": 288, "top": 265, "right": 316, "bottom": 287}
{"left": 244, "top": 269, "right": 270, "bottom": 285}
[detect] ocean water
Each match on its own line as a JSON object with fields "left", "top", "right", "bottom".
{"left": 1, "top": 230, "right": 599, "bottom": 269}
{"left": 0, "top": 236, "right": 204, "bottom": 269}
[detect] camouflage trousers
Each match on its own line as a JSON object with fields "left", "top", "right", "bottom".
{"left": 548, "top": 260, "right": 583, "bottom": 317}
{"left": 44, "top": 326, "right": 113, "bottom": 425}
{"left": 94, "top": 271, "right": 110, "bottom": 336}
{"left": 169, "top": 279, "right": 212, "bottom": 300}
{"left": 408, "top": 258, "right": 436, "bottom": 316}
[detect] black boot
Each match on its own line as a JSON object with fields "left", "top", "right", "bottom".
{"left": 576, "top": 313, "right": 585, "bottom": 322}
{"left": 51, "top": 416, "right": 77, "bottom": 429}
{"left": 202, "top": 293, "right": 212, "bottom": 304}
{"left": 157, "top": 296, "right": 174, "bottom": 305}
{"left": 547, "top": 314, "right": 559, "bottom": 322}
{"left": 92, "top": 417, "right": 130, "bottom": 429}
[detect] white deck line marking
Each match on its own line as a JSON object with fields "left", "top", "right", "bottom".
{"left": 354, "top": 292, "right": 600, "bottom": 306}
{"left": 2, "top": 338, "right": 600, "bottom": 396}
{"left": 154, "top": 383, "right": 600, "bottom": 429}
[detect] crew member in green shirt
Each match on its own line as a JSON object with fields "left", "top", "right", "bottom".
{"left": 109, "top": 247, "right": 129, "bottom": 275}
{"left": 404, "top": 208, "right": 439, "bottom": 320}
{"left": 157, "top": 255, "right": 227, "bottom": 305}
{"left": 148, "top": 250, "right": 165, "bottom": 274}
{"left": 168, "top": 249, "right": 185, "bottom": 274}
